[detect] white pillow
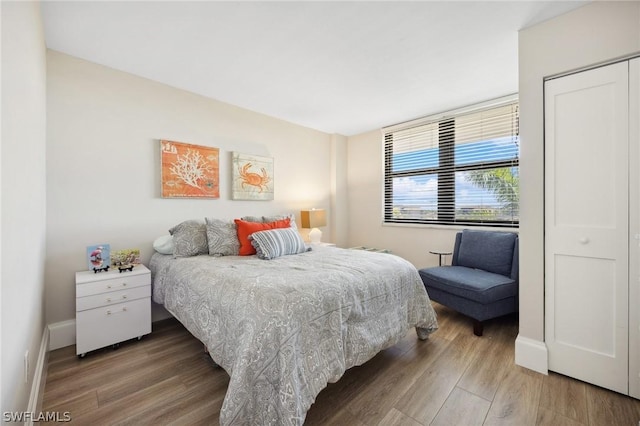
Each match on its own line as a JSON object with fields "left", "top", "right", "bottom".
{"left": 153, "top": 235, "right": 174, "bottom": 255}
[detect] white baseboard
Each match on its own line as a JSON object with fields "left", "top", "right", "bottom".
{"left": 26, "top": 326, "right": 49, "bottom": 426}
{"left": 48, "top": 319, "right": 76, "bottom": 351}
{"left": 515, "top": 334, "right": 548, "bottom": 375}
{"left": 48, "top": 312, "right": 170, "bottom": 352}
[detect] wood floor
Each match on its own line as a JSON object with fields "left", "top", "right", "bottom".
{"left": 41, "top": 302, "right": 640, "bottom": 425}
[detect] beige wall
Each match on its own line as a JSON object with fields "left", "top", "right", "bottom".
{"left": 46, "top": 51, "right": 338, "bottom": 327}
{"left": 1, "top": 1, "right": 48, "bottom": 414}
{"left": 517, "top": 1, "right": 640, "bottom": 371}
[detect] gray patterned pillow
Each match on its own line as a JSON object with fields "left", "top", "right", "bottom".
{"left": 168, "top": 220, "right": 208, "bottom": 257}
{"left": 249, "top": 227, "right": 309, "bottom": 260}
{"left": 241, "top": 216, "right": 263, "bottom": 223}
{"left": 205, "top": 218, "right": 240, "bottom": 256}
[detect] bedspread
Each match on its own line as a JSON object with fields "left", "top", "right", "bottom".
{"left": 150, "top": 246, "right": 438, "bottom": 425}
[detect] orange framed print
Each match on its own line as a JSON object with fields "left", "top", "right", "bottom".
{"left": 161, "top": 140, "right": 219, "bottom": 198}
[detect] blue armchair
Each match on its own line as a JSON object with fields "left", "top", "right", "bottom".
{"left": 418, "top": 230, "right": 519, "bottom": 336}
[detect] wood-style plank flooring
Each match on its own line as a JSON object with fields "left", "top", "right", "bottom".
{"left": 41, "top": 303, "right": 640, "bottom": 425}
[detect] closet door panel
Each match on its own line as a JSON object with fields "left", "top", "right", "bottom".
{"left": 553, "top": 255, "right": 616, "bottom": 353}
{"left": 545, "top": 61, "right": 629, "bottom": 394}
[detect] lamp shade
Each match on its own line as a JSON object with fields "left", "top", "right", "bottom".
{"left": 300, "top": 209, "right": 326, "bottom": 229}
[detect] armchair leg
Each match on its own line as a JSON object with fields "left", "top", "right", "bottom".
{"left": 473, "top": 320, "right": 484, "bottom": 336}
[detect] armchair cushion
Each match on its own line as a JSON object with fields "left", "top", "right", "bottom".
{"left": 420, "top": 266, "right": 517, "bottom": 305}
{"left": 456, "top": 230, "right": 517, "bottom": 277}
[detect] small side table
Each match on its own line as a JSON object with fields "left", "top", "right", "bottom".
{"left": 311, "top": 242, "right": 336, "bottom": 247}
{"left": 349, "top": 246, "right": 391, "bottom": 254}
{"left": 75, "top": 264, "right": 151, "bottom": 357}
{"left": 429, "top": 250, "right": 452, "bottom": 266}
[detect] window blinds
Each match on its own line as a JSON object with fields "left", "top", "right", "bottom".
{"left": 384, "top": 98, "right": 519, "bottom": 226}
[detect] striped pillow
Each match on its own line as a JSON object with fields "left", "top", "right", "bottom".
{"left": 249, "top": 227, "right": 309, "bottom": 260}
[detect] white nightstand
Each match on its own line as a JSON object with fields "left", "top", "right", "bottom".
{"left": 311, "top": 242, "right": 336, "bottom": 247}
{"left": 349, "top": 246, "right": 391, "bottom": 254}
{"left": 75, "top": 264, "right": 151, "bottom": 357}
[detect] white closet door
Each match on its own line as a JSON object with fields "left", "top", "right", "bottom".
{"left": 545, "top": 62, "right": 629, "bottom": 394}
{"left": 630, "top": 58, "right": 640, "bottom": 399}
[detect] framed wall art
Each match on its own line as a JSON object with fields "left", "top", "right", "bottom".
{"left": 161, "top": 140, "right": 219, "bottom": 198}
{"left": 231, "top": 152, "right": 274, "bottom": 201}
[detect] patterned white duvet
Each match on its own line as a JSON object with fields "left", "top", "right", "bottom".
{"left": 150, "top": 246, "right": 438, "bottom": 425}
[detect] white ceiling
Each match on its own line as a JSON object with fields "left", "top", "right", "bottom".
{"left": 40, "top": 1, "right": 587, "bottom": 136}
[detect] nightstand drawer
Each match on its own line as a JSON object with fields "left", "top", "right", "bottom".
{"left": 76, "top": 273, "right": 150, "bottom": 297}
{"left": 76, "top": 298, "right": 151, "bottom": 355}
{"left": 76, "top": 285, "right": 150, "bottom": 311}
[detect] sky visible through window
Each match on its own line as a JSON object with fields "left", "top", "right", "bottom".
{"left": 392, "top": 136, "right": 519, "bottom": 211}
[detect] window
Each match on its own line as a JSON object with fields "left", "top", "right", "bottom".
{"left": 384, "top": 97, "right": 519, "bottom": 227}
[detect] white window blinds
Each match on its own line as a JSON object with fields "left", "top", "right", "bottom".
{"left": 384, "top": 97, "right": 519, "bottom": 226}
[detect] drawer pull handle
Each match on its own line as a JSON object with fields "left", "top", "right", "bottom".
{"left": 107, "top": 298, "right": 112, "bottom": 302}
{"left": 107, "top": 285, "right": 112, "bottom": 289}
{"left": 106, "top": 307, "right": 127, "bottom": 316}
{"left": 122, "top": 283, "right": 127, "bottom": 287}
{"left": 122, "top": 295, "right": 127, "bottom": 299}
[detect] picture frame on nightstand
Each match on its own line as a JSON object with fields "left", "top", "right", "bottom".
{"left": 86, "top": 244, "right": 111, "bottom": 272}
{"left": 111, "top": 248, "right": 141, "bottom": 267}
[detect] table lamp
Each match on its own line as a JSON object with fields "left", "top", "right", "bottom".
{"left": 300, "top": 209, "right": 327, "bottom": 243}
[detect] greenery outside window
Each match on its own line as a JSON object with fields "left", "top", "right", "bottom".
{"left": 384, "top": 97, "right": 519, "bottom": 227}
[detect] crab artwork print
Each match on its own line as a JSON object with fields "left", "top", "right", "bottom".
{"left": 232, "top": 152, "right": 274, "bottom": 200}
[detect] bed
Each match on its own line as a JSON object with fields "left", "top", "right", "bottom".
{"left": 150, "top": 244, "right": 438, "bottom": 425}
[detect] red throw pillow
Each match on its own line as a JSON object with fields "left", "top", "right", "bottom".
{"left": 234, "top": 218, "right": 291, "bottom": 255}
